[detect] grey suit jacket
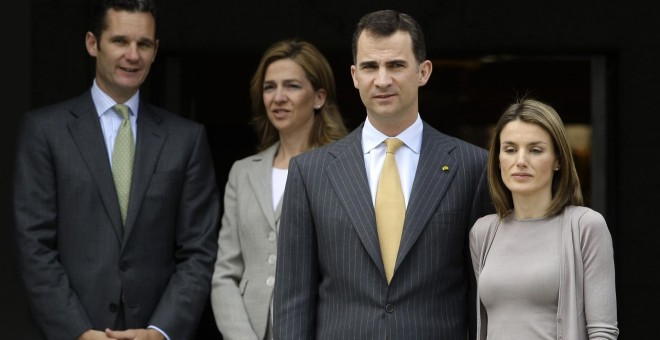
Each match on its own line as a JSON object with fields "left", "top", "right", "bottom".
{"left": 211, "top": 143, "right": 282, "bottom": 340}
{"left": 274, "top": 122, "right": 493, "bottom": 340}
{"left": 12, "top": 91, "right": 220, "bottom": 340}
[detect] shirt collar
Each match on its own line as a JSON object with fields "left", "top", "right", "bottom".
{"left": 362, "top": 114, "right": 423, "bottom": 154}
{"left": 91, "top": 79, "right": 140, "bottom": 118}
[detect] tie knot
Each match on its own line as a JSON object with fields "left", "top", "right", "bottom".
{"left": 113, "top": 104, "right": 130, "bottom": 120}
{"left": 385, "top": 138, "right": 403, "bottom": 154}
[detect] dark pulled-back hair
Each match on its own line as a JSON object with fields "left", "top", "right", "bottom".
{"left": 351, "top": 9, "right": 427, "bottom": 64}
{"left": 89, "top": 0, "right": 158, "bottom": 40}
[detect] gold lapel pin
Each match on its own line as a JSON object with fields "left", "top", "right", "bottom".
{"left": 442, "top": 165, "right": 449, "bottom": 171}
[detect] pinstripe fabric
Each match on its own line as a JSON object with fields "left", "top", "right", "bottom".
{"left": 274, "top": 122, "right": 493, "bottom": 340}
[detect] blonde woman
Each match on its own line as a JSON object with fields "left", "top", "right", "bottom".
{"left": 210, "top": 39, "right": 347, "bottom": 340}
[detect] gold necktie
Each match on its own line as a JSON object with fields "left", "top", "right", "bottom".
{"left": 112, "top": 104, "right": 135, "bottom": 225}
{"left": 375, "top": 138, "right": 405, "bottom": 283}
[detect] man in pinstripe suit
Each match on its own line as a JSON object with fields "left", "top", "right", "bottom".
{"left": 273, "top": 9, "right": 493, "bottom": 340}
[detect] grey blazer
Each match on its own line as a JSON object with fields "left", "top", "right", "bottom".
{"left": 274, "top": 122, "right": 493, "bottom": 340}
{"left": 12, "top": 92, "right": 220, "bottom": 340}
{"left": 211, "top": 143, "right": 282, "bottom": 340}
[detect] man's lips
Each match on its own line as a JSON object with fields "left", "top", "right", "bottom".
{"left": 119, "top": 66, "right": 139, "bottom": 72}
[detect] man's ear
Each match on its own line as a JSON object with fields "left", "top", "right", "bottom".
{"left": 418, "top": 60, "right": 432, "bottom": 86}
{"left": 350, "top": 65, "right": 359, "bottom": 89}
{"left": 85, "top": 31, "right": 98, "bottom": 57}
{"left": 152, "top": 39, "right": 159, "bottom": 62}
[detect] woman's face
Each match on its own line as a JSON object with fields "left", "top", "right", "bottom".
{"left": 498, "top": 119, "right": 559, "bottom": 201}
{"left": 262, "top": 58, "right": 325, "bottom": 135}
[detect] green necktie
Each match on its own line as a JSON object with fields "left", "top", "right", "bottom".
{"left": 375, "top": 138, "right": 405, "bottom": 284}
{"left": 112, "top": 104, "right": 135, "bottom": 225}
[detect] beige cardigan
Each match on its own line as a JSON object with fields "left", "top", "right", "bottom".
{"left": 469, "top": 206, "right": 619, "bottom": 340}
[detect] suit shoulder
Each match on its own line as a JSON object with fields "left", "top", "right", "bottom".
{"left": 447, "top": 134, "right": 488, "bottom": 157}
{"left": 144, "top": 103, "right": 202, "bottom": 129}
{"left": 230, "top": 146, "right": 275, "bottom": 170}
{"left": 23, "top": 96, "right": 84, "bottom": 121}
{"left": 292, "top": 136, "right": 345, "bottom": 164}
{"left": 423, "top": 123, "right": 488, "bottom": 157}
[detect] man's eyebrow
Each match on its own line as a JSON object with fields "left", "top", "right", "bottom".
{"left": 385, "top": 59, "right": 408, "bottom": 66}
{"left": 358, "top": 60, "right": 378, "bottom": 66}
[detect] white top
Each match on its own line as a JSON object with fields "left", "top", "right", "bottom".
{"left": 361, "top": 115, "right": 422, "bottom": 207}
{"left": 272, "top": 167, "right": 288, "bottom": 210}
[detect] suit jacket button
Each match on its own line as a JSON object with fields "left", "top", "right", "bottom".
{"left": 385, "top": 304, "right": 394, "bottom": 313}
{"left": 109, "top": 303, "right": 118, "bottom": 313}
{"left": 120, "top": 262, "right": 129, "bottom": 271}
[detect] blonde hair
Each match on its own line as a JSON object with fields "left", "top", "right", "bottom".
{"left": 249, "top": 39, "right": 347, "bottom": 151}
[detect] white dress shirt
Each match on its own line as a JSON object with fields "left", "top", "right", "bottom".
{"left": 361, "top": 115, "right": 423, "bottom": 207}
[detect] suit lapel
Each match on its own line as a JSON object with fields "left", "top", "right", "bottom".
{"left": 67, "top": 93, "right": 124, "bottom": 242}
{"left": 396, "top": 124, "right": 458, "bottom": 269}
{"left": 248, "top": 143, "right": 279, "bottom": 232}
{"left": 122, "top": 103, "right": 167, "bottom": 244}
{"left": 326, "top": 128, "right": 385, "bottom": 275}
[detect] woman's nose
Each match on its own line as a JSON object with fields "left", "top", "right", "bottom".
{"left": 274, "top": 88, "right": 287, "bottom": 103}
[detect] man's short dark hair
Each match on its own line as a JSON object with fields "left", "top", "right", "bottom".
{"left": 351, "top": 9, "right": 426, "bottom": 64}
{"left": 89, "top": 0, "right": 158, "bottom": 40}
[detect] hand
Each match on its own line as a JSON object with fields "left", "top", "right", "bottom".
{"left": 77, "top": 330, "right": 113, "bottom": 340}
{"left": 104, "top": 328, "right": 165, "bottom": 340}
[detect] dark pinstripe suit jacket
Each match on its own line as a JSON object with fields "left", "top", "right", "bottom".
{"left": 274, "top": 122, "right": 493, "bottom": 340}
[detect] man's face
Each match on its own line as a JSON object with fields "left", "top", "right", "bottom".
{"left": 351, "top": 30, "right": 431, "bottom": 133}
{"left": 85, "top": 9, "right": 158, "bottom": 103}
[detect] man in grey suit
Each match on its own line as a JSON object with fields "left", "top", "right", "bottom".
{"left": 12, "top": 1, "right": 219, "bottom": 339}
{"left": 273, "top": 9, "right": 493, "bottom": 340}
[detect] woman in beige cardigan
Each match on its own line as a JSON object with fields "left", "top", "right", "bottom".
{"left": 210, "top": 39, "right": 347, "bottom": 340}
{"left": 469, "top": 99, "right": 618, "bottom": 339}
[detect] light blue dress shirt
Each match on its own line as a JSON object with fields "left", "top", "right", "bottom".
{"left": 91, "top": 79, "right": 139, "bottom": 166}
{"left": 90, "top": 80, "right": 171, "bottom": 340}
